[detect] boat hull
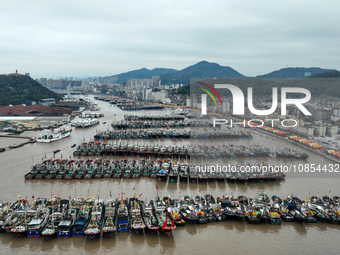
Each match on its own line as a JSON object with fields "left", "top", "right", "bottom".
{"left": 72, "top": 230, "right": 85, "bottom": 236}
{"left": 269, "top": 219, "right": 282, "bottom": 225}
{"left": 12, "top": 231, "right": 26, "bottom": 237}
{"left": 117, "top": 226, "right": 129, "bottom": 232}
{"left": 103, "top": 230, "right": 116, "bottom": 238}
{"left": 131, "top": 227, "right": 144, "bottom": 235}
{"left": 87, "top": 233, "right": 100, "bottom": 240}
{"left": 27, "top": 230, "right": 42, "bottom": 238}
{"left": 57, "top": 231, "right": 71, "bottom": 238}
{"left": 42, "top": 234, "right": 55, "bottom": 241}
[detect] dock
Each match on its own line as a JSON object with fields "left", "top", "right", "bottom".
{"left": 0, "top": 134, "right": 34, "bottom": 139}
{"left": 0, "top": 134, "right": 36, "bottom": 150}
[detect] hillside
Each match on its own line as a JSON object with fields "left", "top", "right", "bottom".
{"left": 309, "top": 70, "right": 340, "bottom": 78}
{"left": 257, "top": 67, "right": 334, "bottom": 78}
{"left": 184, "top": 77, "right": 340, "bottom": 98}
{"left": 101, "top": 67, "right": 178, "bottom": 84}
{"left": 0, "top": 74, "right": 62, "bottom": 106}
{"left": 160, "top": 61, "right": 245, "bottom": 84}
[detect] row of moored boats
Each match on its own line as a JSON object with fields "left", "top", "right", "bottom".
{"left": 73, "top": 142, "right": 309, "bottom": 159}
{"left": 24, "top": 158, "right": 285, "bottom": 181}
{"left": 94, "top": 129, "right": 253, "bottom": 140}
{"left": 1, "top": 193, "right": 340, "bottom": 240}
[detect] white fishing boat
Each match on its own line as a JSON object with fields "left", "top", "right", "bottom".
{"left": 80, "top": 111, "right": 104, "bottom": 118}
{"left": 36, "top": 128, "right": 73, "bottom": 143}
{"left": 74, "top": 119, "right": 99, "bottom": 128}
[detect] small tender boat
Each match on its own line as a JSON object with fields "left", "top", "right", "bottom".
{"left": 268, "top": 211, "right": 282, "bottom": 225}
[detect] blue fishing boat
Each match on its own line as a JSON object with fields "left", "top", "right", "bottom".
{"left": 116, "top": 198, "right": 130, "bottom": 232}
{"left": 27, "top": 208, "right": 50, "bottom": 237}
{"left": 57, "top": 200, "right": 78, "bottom": 238}
{"left": 72, "top": 198, "right": 92, "bottom": 237}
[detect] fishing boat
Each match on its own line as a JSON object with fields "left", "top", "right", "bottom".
{"left": 36, "top": 127, "right": 72, "bottom": 143}
{"left": 42, "top": 211, "right": 62, "bottom": 240}
{"left": 179, "top": 163, "right": 189, "bottom": 181}
{"left": 27, "top": 199, "right": 50, "bottom": 237}
{"left": 140, "top": 200, "right": 159, "bottom": 233}
{"left": 72, "top": 198, "right": 92, "bottom": 237}
{"left": 102, "top": 199, "right": 116, "bottom": 238}
{"left": 219, "top": 196, "right": 236, "bottom": 219}
{"left": 3, "top": 197, "right": 29, "bottom": 234}
{"left": 279, "top": 205, "right": 295, "bottom": 222}
{"left": 75, "top": 119, "right": 100, "bottom": 128}
{"left": 0, "top": 202, "right": 14, "bottom": 233}
{"left": 308, "top": 203, "right": 329, "bottom": 222}
{"left": 168, "top": 201, "right": 185, "bottom": 227}
{"left": 156, "top": 169, "right": 167, "bottom": 182}
{"left": 129, "top": 198, "right": 145, "bottom": 234}
{"left": 42, "top": 219, "right": 57, "bottom": 241}
{"left": 11, "top": 204, "right": 32, "bottom": 237}
{"left": 168, "top": 164, "right": 179, "bottom": 183}
{"left": 246, "top": 208, "right": 261, "bottom": 224}
{"left": 252, "top": 200, "right": 269, "bottom": 222}
{"left": 57, "top": 200, "right": 78, "bottom": 238}
{"left": 300, "top": 206, "right": 317, "bottom": 223}
{"left": 179, "top": 203, "right": 197, "bottom": 224}
{"left": 84, "top": 199, "right": 104, "bottom": 240}
{"left": 116, "top": 198, "right": 130, "bottom": 232}
{"left": 154, "top": 197, "right": 176, "bottom": 236}
{"left": 42, "top": 198, "right": 68, "bottom": 240}
{"left": 268, "top": 211, "right": 282, "bottom": 225}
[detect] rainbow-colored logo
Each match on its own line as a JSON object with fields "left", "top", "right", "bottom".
{"left": 199, "top": 82, "right": 222, "bottom": 106}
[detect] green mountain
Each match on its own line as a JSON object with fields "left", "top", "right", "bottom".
{"left": 309, "top": 70, "right": 340, "bottom": 78}
{"left": 257, "top": 67, "right": 334, "bottom": 78}
{"left": 188, "top": 77, "right": 340, "bottom": 98}
{"left": 0, "top": 74, "right": 62, "bottom": 106}
{"left": 103, "top": 67, "right": 178, "bottom": 84}
{"left": 160, "top": 61, "right": 245, "bottom": 84}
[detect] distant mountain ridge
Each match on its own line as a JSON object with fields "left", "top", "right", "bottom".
{"left": 91, "top": 61, "right": 338, "bottom": 84}
{"left": 309, "top": 70, "right": 340, "bottom": 78}
{"left": 104, "top": 67, "right": 178, "bottom": 83}
{"left": 0, "top": 74, "right": 62, "bottom": 106}
{"left": 160, "top": 61, "right": 245, "bottom": 84}
{"left": 256, "top": 67, "right": 335, "bottom": 78}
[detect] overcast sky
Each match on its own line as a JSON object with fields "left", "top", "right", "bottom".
{"left": 1, "top": 0, "right": 339, "bottom": 78}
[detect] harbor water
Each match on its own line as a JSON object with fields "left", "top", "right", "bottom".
{"left": 0, "top": 96, "right": 339, "bottom": 255}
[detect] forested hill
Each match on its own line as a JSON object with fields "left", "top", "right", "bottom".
{"left": 0, "top": 74, "right": 62, "bottom": 106}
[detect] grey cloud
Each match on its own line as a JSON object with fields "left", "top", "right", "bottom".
{"left": 0, "top": 0, "right": 339, "bottom": 78}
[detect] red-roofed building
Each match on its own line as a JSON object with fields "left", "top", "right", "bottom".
{"left": 0, "top": 104, "right": 72, "bottom": 116}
